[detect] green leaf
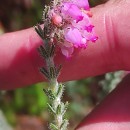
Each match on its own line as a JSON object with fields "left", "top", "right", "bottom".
{"left": 49, "top": 44, "right": 55, "bottom": 57}
{"left": 43, "top": 5, "right": 50, "bottom": 20}
{"left": 56, "top": 104, "right": 61, "bottom": 115}
{"left": 38, "top": 45, "right": 49, "bottom": 59}
{"left": 56, "top": 64, "right": 62, "bottom": 77}
{"left": 49, "top": 123, "right": 59, "bottom": 130}
{"left": 56, "top": 84, "right": 64, "bottom": 98}
{"left": 49, "top": 67, "right": 56, "bottom": 79}
{"left": 35, "top": 24, "right": 44, "bottom": 39}
{"left": 40, "top": 67, "right": 50, "bottom": 80}
{"left": 43, "top": 89, "right": 55, "bottom": 100}
{"left": 60, "top": 119, "right": 69, "bottom": 130}
{"left": 47, "top": 103, "right": 56, "bottom": 114}
{"left": 56, "top": 103, "right": 65, "bottom": 115}
{"left": 63, "top": 102, "right": 69, "bottom": 115}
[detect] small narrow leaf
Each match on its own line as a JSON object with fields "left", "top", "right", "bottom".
{"left": 44, "top": 39, "right": 51, "bottom": 52}
{"left": 60, "top": 103, "right": 65, "bottom": 113}
{"left": 40, "top": 67, "right": 48, "bottom": 74}
{"left": 43, "top": 5, "right": 50, "bottom": 20}
{"left": 60, "top": 119, "right": 69, "bottom": 130}
{"left": 38, "top": 45, "right": 49, "bottom": 59}
{"left": 37, "top": 24, "right": 44, "bottom": 34}
{"left": 56, "top": 104, "right": 62, "bottom": 115}
{"left": 56, "top": 64, "right": 62, "bottom": 77}
{"left": 57, "top": 103, "right": 65, "bottom": 115}
{"left": 49, "top": 123, "right": 59, "bottom": 130}
{"left": 47, "top": 103, "right": 56, "bottom": 114}
{"left": 49, "top": 67, "right": 56, "bottom": 79}
{"left": 40, "top": 67, "right": 50, "bottom": 79}
{"left": 56, "top": 84, "right": 64, "bottom": 98}
{"left": 49, "top": 44, "right": 55, "bottom": 57}
{"left": 43, "top": 89, "right": 55, "bottom": 100}
{"left": 44, "top": 26, "right": 50, "bottom": 37}
{"left": 35, "top": 25, "right": 44, "bottom": 39}
{"left": 63, "top": 101, "right": 69, "bottom": 115}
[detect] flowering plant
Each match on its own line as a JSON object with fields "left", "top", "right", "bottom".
{"left": 35, "top": 0, "right": 97, "bottom": 129}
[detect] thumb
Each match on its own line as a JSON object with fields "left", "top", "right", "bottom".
{"left": 76, "top": 74, "right": 130, "bottom": 130}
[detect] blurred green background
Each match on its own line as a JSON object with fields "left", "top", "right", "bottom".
{"left": 0, "top": 0, "right": 124, "bottom": 130}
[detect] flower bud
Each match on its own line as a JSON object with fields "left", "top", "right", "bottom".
{"left": 52, "top": 14, "right": 62, "bottom": 26}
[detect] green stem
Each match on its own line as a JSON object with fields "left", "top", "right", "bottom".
{"left": 46, "top": 57, "right": 63, "bottom": 128}
{"left": 35, "top": 25, "right": 68, "bottom": 130}
{"left": 51, "top": 80, "right": 63, "bottom": 128}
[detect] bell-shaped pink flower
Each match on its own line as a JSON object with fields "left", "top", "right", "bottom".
{"left": 47, "top": 0, "right": 98, "bottom": 57}
{"left": 85, "top": 25, "right": 94, "bottom": 32}
{"left": 64, "top": 27, "right": 86, "bottom": 48}
{"left": 61, "top": 45, "right": 74, "bottom": 58}
{"left": 71, "top": 12, "right": 90, "bottom": 30}
{"left": 90, "top": 35, "right": 98, "bottom": 42}
{"left": 83, "top": 30, "right": 98, "bottom": 42}
{"left": 72, "top": 0, "right": 90, "bottom": 10}
{"left": 61, "top": 2, "right": 83, "bottom": 22}
{"left": 52, "top": 13, "right": 62, "bottom": 26}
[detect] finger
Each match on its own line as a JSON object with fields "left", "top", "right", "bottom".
{"left": 91, "top": 0, "right": 130, "bottom": 70}
{"left": 0, "top": 28, "right": 43, "bottom": 89}
{"left": 0, "top": 1, "right": 130, "bottom": 89}
{"left": 57, "top": 0, "right": 130, "bottom": 80}
{"left": 76, "top": 74, "right": 130, "bottom": 130}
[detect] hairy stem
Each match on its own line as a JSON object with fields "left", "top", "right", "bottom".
{"left": 46, "top": 57, "right": 63, "bottom": 128}
{"left": 35, "top": 23, "right": 68, "bottom": 130}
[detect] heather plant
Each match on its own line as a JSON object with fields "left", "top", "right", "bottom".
{"left": 35, "top": 0, "right": 97, "bottom": 129}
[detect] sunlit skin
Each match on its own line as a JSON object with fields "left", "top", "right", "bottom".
{"left": 0, "top": 0, "right": 130, "bottom": 129}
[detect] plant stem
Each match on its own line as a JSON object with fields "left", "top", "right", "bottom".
{"left": 35, "top": 24, "right": 68, "bottom": 130}
{"left": 46, "top": 57, "right": 63, "bottom": 128}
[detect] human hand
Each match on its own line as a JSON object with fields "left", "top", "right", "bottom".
{"left": 77, "top": 74, "right": 130, "bottom": 130}
{"left": 77, "top": 0, "right": 130, "bottom": 129}
{"left": 0, "top": 0, "right": 130, "bottom": 90}
{"left": 0, "top": 0, "right": 130, "bottom": 129}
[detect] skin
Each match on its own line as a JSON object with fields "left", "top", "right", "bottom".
{"left": 76, "top": 74, "right": 130, "bottom": 130}
{"left": 0, "top": 0, "right": 130, "bottom": 129}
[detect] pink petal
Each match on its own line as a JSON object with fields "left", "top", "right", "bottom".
{"left": 71, "top": 12, "right": 90, "bottom": 30}
{"left": 85, "top": 25, "right": 94, "bottom": 32}
{"left": 83, "top": 30, "right": 98, "bottom": 42}
{"left": 65, "top": 27, "right": 82, "bottom": 47}
{"left": 64, "top": 27, "right": 87, "bottom": 48}
{"left": 72, "top": 0, "right": 90, "bottom": 10}
{"left": 61, "top": 46, "right": 74, "bottom": 57}
{"left": 90, "top": 35, "right": 98, "bottom": 42}
{"left": 62, "top": 2, "right": 83, "bottom": 22}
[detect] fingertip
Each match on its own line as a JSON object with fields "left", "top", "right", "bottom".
{"left": 76, "top": 74, "right": 130, "bottom": 130}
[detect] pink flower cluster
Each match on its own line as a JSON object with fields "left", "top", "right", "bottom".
{"left": 49, "top": 0, "right": 98, "bottom": 57}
